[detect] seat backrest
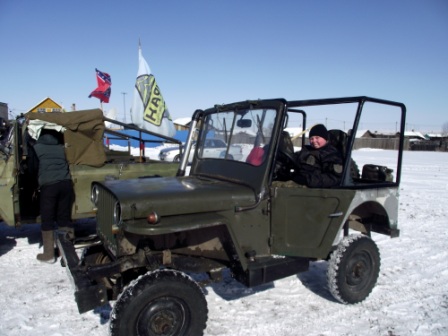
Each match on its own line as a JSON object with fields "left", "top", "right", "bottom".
{"left": 328, "top": 129, "right": 348, "bottom": 160}
{"left": 328, "top": 129, "right": 360, "bottom": 180}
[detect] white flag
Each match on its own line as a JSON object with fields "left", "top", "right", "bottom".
{"left": 131, "top": 45, "right": 176, "bottom": 137}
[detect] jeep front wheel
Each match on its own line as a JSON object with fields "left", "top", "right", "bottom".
{"left": 110, "top": 269, "right": 208, "bottom": 336}
{"left": 327, "top": 234, "right": 380, "bottom": 304}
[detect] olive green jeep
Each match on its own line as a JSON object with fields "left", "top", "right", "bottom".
{"left": 57, "top": 97, "right": 406, "bottom": 336}
{"left": 0, "top": 109, "right": 180, "bottom": 228}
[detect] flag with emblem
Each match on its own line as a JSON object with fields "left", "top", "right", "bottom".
{"left": 89, "top": 68, "right": 112, "bottom": 103}
{"left": 130, "top": 44, "right": 176, "bottom": 137}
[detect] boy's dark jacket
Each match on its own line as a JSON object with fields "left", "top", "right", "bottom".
{"left": 293, "top": 143, "right": 343, "bottom": 188}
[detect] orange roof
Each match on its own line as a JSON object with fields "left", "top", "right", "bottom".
{"left": 27, "top": 97, "right": 64, "bottom": 113}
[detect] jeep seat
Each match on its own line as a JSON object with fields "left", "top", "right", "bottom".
{"left": 328, "top": 129, "right": 348, "bottom": 160}
{"left": 328, "top": 129, "right": 360, "bottom": 181}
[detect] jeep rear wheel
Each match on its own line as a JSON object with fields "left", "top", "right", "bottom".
{"left": 327, "top": 234, "right": 380, "bottom": 304}
{"left": 110, "top": 269, "right": 208, "bottom": 336}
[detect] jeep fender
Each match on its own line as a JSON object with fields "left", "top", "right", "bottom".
{"left": 334, "top": 187, "right": 400, "bottom": 243}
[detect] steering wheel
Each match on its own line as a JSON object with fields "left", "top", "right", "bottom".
{"left": 274, "top": 147, "right": 297, "bottom": 181}
{"left": 277, "top": 147, "right": 296, "bottom": 166}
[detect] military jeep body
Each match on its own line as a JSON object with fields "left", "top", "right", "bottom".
{"left": 0, "top": 109, "right": 180, "bottom": 228}
{"left": 58, "top": 96, "right": 406, "bottom": 336}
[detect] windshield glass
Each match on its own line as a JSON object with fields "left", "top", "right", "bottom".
{"left": 197, "top": 108, "right": 277, "bottom": 166}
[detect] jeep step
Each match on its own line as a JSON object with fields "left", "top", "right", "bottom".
{"left": 241, "top": 256, "right": 309, "bottom": 287}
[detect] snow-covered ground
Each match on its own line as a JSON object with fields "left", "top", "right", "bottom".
{"left": 0, "top": 149, "right": 447, "bottom": 336}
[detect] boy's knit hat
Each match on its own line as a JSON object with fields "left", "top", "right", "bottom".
{"left": 309, "top": 124, "right": 328, "bottom": 139}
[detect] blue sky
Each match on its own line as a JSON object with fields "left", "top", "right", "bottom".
{"left": 1, "top": 0, "right": 447, "bottom": 132}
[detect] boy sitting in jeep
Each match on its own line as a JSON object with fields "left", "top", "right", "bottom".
{"left": 292, "top": 124, "right": 343, "bottom": 188}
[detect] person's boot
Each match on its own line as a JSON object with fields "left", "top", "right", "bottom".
{"left": 36, "top": 230, "right": 56, "bottom": 263}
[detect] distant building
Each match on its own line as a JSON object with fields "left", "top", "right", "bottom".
{"left": 173, "top": 117, "right": 191, "bottom": 131}
{"left": 27, "top": 97, "right": 64, "bottom": 113}
{"left": 403, "top": 130, "right": 428, "bottom": 141}
{"left": 425, "top": 133, "right": 443, "bottom": 141}
{"left": 353, "top": 130, "right": 376, "bottom": 138}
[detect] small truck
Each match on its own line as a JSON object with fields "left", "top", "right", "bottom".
{"left": 57, "top": 96, "right": 406, "bottom": 336}
{"left": 0, "top": 109, "right": 180, "bottom": 228}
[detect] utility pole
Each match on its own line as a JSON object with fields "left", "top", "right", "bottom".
{"left": 121, "top": 92, "right": 127, "bottom": 123}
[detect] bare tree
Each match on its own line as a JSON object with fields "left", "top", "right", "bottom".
{"left": 443, "top": 122, "right": 448, "bottom": 136}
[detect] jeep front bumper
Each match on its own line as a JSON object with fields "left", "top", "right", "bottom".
{"left": 56, "top": 232, "right": 110, "bottom": 314}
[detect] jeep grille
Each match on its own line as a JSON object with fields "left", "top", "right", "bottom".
{"left": 95, "top": 185, "right": 118, "bottom": 246}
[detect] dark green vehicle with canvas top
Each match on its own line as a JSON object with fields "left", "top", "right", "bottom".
{"left": 0, "top": 109, "right": 180, "bottom": 229}
{"left": 57, "top": 96, "right": 406, "bottom": 336}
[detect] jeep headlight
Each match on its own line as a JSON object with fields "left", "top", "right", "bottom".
{"left": 91, "top": 185, "right": 99, "bottom": 206}
{"left": 113, "top": 201, "right": 122, "bottom": 225}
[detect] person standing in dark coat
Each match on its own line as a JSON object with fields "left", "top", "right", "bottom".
{"left": 292, "top": 124, "right": 343, "bottom": 188}
{"left": 32, "top": 129, "right": 74, "bottom": 263}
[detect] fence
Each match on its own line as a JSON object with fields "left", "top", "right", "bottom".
{"left": 352, "top": 138, "right": 448, "bottom": 152}
{"left": 292, "top": 137, "right": 407, "bottom": 150}
{"left": 293, "top": 137, "right": 447, "bottom": 152}
{"left": 353, "top": 138, "right": 404, "bottom": 150}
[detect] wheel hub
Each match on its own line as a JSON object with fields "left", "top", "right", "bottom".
{"left": 151, "top": 310, "right": 175, "bottom": 334}
{"left": 347, "top": 252, "right": 371, "bottom": 287}
{"left": 138, "top": 297, "right": 187, "bottom": 336}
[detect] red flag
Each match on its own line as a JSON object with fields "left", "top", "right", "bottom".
{"left": 89, "top": 68, "right": 111, "bottom": 103}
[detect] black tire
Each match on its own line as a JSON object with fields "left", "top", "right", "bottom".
{"left": 173, "top": 154, "right": 180, "bottom": 162}
{"left": 110, "top": 269, "right": 208, "bottom": 336}
{"left": 327, "top": 234, "right": 380, "bottom": 304}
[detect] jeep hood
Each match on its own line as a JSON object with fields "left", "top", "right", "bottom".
{"left": 101, "top": 176, "right": 256, "bottom": 218}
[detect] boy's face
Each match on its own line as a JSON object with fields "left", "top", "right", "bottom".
{"left": 309, "top": 136, "right": 327, "bottom": 149}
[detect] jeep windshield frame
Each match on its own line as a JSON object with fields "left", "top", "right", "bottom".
{"left": 181, "top": 96, "right": 406, "bottom": 192}
{"left": 185, "top": 99, "right": 287, "bottom": 196}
